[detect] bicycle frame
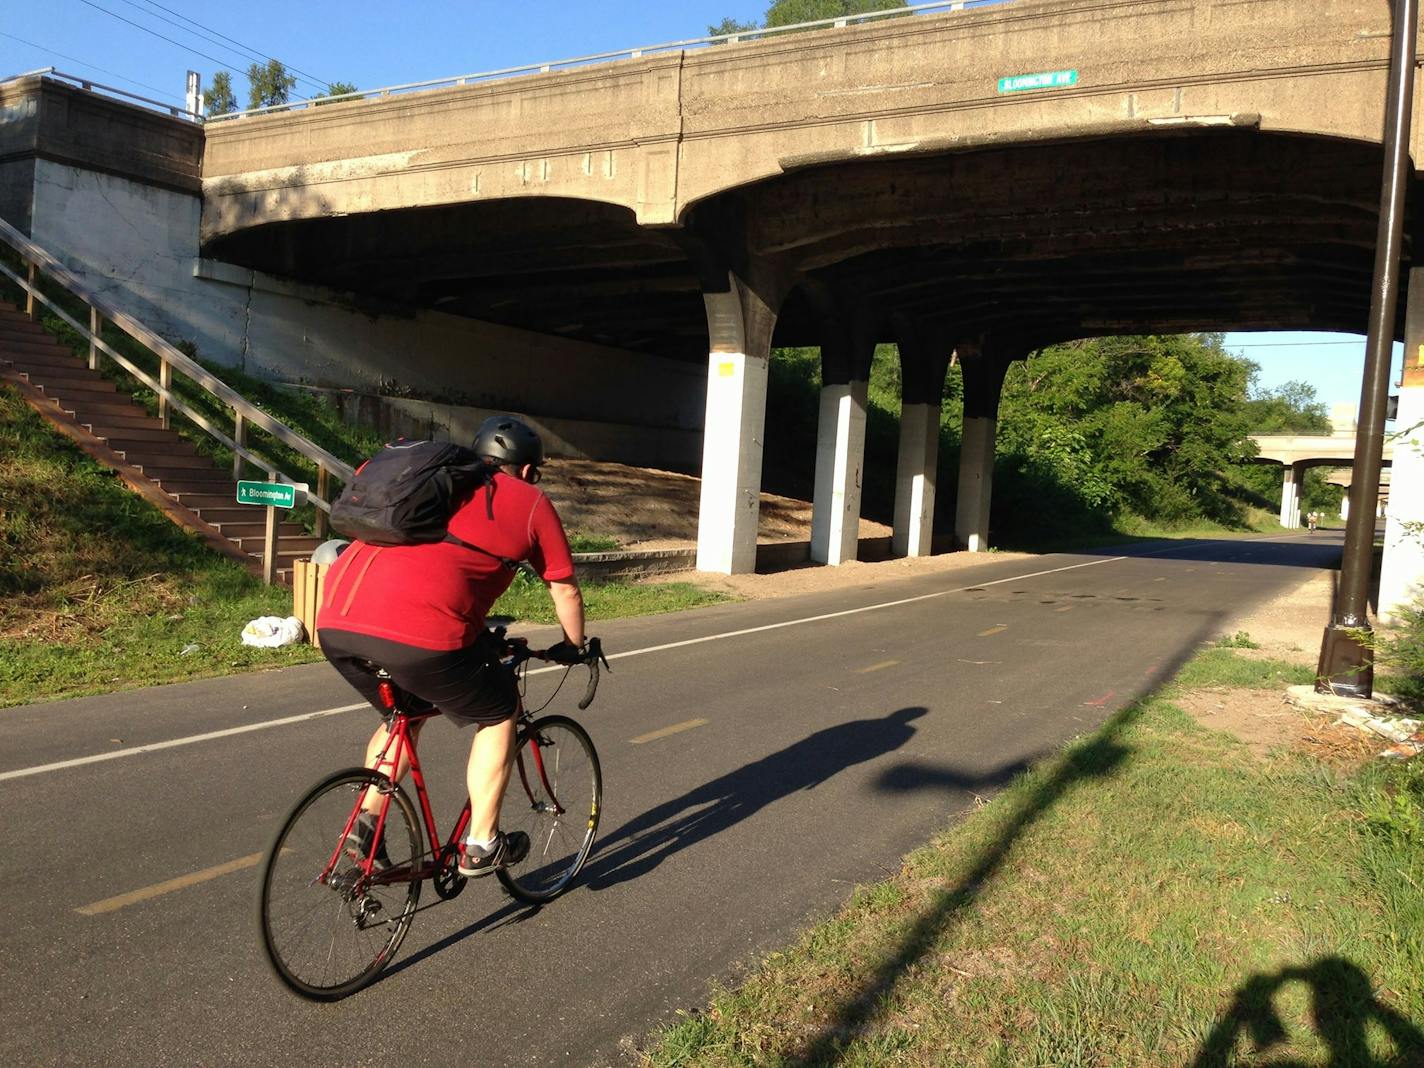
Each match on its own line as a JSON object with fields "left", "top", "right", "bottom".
{"left": 319, "top": 683, "right": 568, "bottom": 890}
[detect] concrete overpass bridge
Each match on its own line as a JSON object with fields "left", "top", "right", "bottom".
{"left": 1249, "top": 429, "right": 1395, "bottom": 528}
{"left": 197, "top": 0, "right": 1424, "bottom": 572}
{"left": 9, "top": 0, "right": 1423, "bottom": 574}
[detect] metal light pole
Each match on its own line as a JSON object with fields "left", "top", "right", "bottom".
{"left": 1316, "top": 0, "right": 1419, "bottom": 696}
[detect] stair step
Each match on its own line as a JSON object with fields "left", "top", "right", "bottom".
{"left": 186, "top": 506, "right": 253, "bottom": 523}
{"left": 247, "top": 544, "right": 327, "bottom": 561}
{"left": 130, "top": 455, "right": 217, "bottom": 472}
{"left": 171, "top": 493, "right": 242, "bottom": 510}
{"left": 0, "top": 319, "right": 49, "bottom": 338}
{"left": 110, "top": 438, "right": 199, "bottom": 457}
{"left": 0, "top": 338, "right": 77, "bottom": 357}
{"left": 139, "top": 460, "right": 229, "bottom": 477}
{"left": 37, "top": 379, "right": 118, "bottom": 396}
{"left": 12, "top": 362, "right": 105, "bottom": 381}
{"left": 55, "top": 398, "right": 149, "bottom": 418}
{"left": 83, "top": 417, "right": 166, "bottom": 433}
{"left": 215, "top": 521, "right": 309, "bottom": 539}
{"left": 88, "top": 426, "right": 179, "bottom": 443}
{"left": 153, "top": 479, "right": 242, "bottom": 496}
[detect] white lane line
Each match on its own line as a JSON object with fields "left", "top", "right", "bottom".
{"left": 977, "top": 625, "right": 1009, "bottom": 637}
{"left": 75, "top": 851, "right": 268, "bottom": 916}
{"left": 0, "top": 704, "right": 368, "bottom": 783}
{"left": 4, "top": 540, "right": 1303, "bottom": 783}
{"left": 630, "top": 718, "right": 709, "bottom": 745}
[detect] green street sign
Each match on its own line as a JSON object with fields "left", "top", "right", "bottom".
{"left": 236, "top": 481, "right": 304, "bottom": 508}
{"left": 997, "top": 69, "right": 1078, "bottom": 94}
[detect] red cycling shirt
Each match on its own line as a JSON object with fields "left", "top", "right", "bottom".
{"left": 317, "top": 472, "right": 575, "bottom": 651}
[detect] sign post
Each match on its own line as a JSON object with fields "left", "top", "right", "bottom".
{"left": 236, "top": 479, "right": 306, "bottom": 585}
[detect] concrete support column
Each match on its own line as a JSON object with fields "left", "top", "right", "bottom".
{"left": 810, "top": 380, "right": 869, "bottom": 565}
{"left": 696, "top": 271, "right": 780, "bottom": 574}
{"left": 1379, "top": 270, "right": 1424, "bottom": 621}
{"left": 891, "top": 314, "right": 953, "bottom": 558}
{"left": 955, "top": 345, "right": 1011, "bottom": 552}
{"left": 807, "top": 288, "right": 877, "bottom": 566}
{"left": 893, "top": 402, "right": 939, "bottom": 557}
{"left": 1279, "top": 465, "right": 1299, "bottom": 528}
{"left": 956, "top": 415, "right": 997, "bottom": 552}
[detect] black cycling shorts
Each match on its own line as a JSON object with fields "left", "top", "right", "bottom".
{"left": 318, "top": 627, "right": 519, "bottom": 728}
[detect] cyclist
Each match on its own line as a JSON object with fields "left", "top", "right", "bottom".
{"left": 315, "top": 415, "right": 588, "bottom": 877}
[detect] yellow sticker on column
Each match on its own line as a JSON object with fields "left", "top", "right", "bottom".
{"left": 1417, "top": 343, "right": 1423, "bottom": 366}
{"left": 718, "top": 361, "right": 736, "bottom": 377}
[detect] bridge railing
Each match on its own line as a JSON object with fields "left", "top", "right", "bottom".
{"left": 0, "top": 66, "right": 202, "bottom": 121}
{"left": 206, "top": 0, "right": 1012, "bottom": 122}
{"left": 0, "top": 216, "right": 354, "bottom": 580}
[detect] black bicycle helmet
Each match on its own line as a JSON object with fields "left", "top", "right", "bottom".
{"left": 472, "top": 415, "right": 545, "bottom": 467}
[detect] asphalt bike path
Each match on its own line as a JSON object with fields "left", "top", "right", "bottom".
{"left": 0, "top": 532, "right": 1342, "bottom": 1065}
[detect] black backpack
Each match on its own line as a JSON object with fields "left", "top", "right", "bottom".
{"left": 330, "top": 440, "right": 516, "bottom": 566}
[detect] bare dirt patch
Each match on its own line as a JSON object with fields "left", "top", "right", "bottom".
{"left": 540, "top": 457, "right": 1037, "bottom": 599}
{"left": 1175, "top": 688, "right": 1316, "bottom": 757}
{"left": 1213, "top": 569, "right": 1336, "bottom": 664}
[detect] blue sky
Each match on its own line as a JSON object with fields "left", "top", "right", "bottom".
{"left": 1, "top": 1, "right": 1401, "bottom": 413}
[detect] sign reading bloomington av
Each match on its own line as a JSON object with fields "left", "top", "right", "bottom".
{"left": 236, "top": 480, "right": 304, "bottom": 509}
{"left": 997, "top": 69, "right": 1079, "bottom": 94}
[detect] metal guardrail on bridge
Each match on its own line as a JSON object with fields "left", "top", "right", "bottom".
{"left": 203, "top": 0, "right": 1013, "bottom": 122}
{"left": 0, "top": 66, "right": 202, "bottom": 120}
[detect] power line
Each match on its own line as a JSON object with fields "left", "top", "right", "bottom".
{"left": 0, "top": 29, "right": 184, "bottom": 102}
{"left": 121, "top": 0, "right": 333, "bottom": 93}
{"left": 71, "top": 0, "right": 329, "bottom": 100}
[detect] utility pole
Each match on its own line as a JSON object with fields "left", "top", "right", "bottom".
{"left": 1316, "top": 0, "right": 1419, "bottom": 696}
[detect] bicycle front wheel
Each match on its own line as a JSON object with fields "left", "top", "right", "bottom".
{"left": 497, "top": 715, "right": 601, "bottom": 904}
{"left": 257, "top": 767, "right": 423, "bottom": 1000}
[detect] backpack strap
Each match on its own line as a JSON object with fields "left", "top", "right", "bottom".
{"left": 442, "top": 532, "right": 520, "bottom": 571}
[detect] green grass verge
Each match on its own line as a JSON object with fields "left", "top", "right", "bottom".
{"left": 642, "top": 649, "right": 1424, "bottom": 1067}
{"left": 0, "top": 384, "right": 723, "bottom": 707}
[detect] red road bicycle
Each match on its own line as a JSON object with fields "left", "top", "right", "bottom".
{"left": 257, "top": 632, "right": 607, "bottom": 1001}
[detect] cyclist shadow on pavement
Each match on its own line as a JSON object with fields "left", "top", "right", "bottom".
{"left": 582, "top": 705, "right": 1030, "bottom": 893}
{"left": 1189, "top": 956, "right": 1424, "bottom": 1067}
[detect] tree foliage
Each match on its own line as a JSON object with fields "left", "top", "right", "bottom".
{"left": 205, "top": 70, "right": 237, "bottom": 116}
{"left": 313, "top": 81, "right": 359, "bottom": 106}
{"left": 709, "top": 0, "right": 907, "bottom": 36}
{"left": 246, "top": 59, "right": 297, "bottom": 111}
{"left": 765, "top": 0, "right": 908, "bottom": 27}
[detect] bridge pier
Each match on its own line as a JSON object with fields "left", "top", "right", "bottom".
{"left": 1279, "top": 462, "right": 1303, "bottom": 528}
{"left": 892, "top": 317, "right": 953, "bottom": 558}
{"left": 810, "top": 297, "right": 876, "bottom": 566}
{"left": 954, "top": 344, "right": 1010, "bottom": 553}
{"left": 695, "top": 271, "right": 782, "bottom": 574}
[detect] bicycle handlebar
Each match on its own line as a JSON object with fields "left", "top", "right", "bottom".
{"left": 494, "top": 629, "right": 609, "bottom": 709}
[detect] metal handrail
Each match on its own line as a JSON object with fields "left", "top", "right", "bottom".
{"left": 208, "top": 0, "right": 1011, "bottom": 122}
{"left": 0, "top": 216, "right": 354, "bottom": 581}
{"left": 0, "top": 66, "right": 201, "bottom": 120}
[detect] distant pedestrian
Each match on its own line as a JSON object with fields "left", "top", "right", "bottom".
{"left": 1307, "top": 510, "right": 1318, "bottom": 533}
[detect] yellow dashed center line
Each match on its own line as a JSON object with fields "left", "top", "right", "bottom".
{"left": 978, "top": 625, "right": 1009, "bottom": 637}
{"left": 630, "top": 718, "right": 708, "bottom": 745}
{"left": 76, "top": 850, "right": 267, "bottom": 916}
{"left": 1055, "top": 605, "right": 1074, "bottom": 613}
{"left": 857, "top": 659, "right": 900, "bottom": 674}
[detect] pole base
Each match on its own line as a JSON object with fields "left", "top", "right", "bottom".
{"left": 1315, "top": 624, "right": 1375, "bottom": 697}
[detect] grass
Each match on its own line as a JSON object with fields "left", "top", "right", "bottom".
{"left": 0, "top": 383, "right": 724, "bottom": 707}
{"left": 640, "top": 648, "right": 1424, "bottom": 1067}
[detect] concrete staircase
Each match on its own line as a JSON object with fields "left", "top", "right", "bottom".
{"left": 0, "top": 301, "right": 323, "bottom": 581}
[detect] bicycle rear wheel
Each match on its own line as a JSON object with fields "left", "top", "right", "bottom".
{"left": 497, "top": 715, "right": 601, "bottom": 904}
{"left": 258, "top": 767, "right": 422, "bottom": 1000}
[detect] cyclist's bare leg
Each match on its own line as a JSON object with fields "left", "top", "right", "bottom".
{"left": 465, "top": 713, "right": 517, "bottom": 842}
{"left": 360, "top": 718, "right": 425, "bottom": 814}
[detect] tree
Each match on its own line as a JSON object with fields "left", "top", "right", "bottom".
{"left": 313, "top": 81, "right": 360, "bottom": 106}
{"left": 706, "top": 0, "right": 906, "bottom": 37}
{"left": 206, "top": 70, "right": 237, "bottom": 116}
{"left": 247, "top": 59, "right": 297, "bottom": 111}
{"left": 707, "top": 16, "right": 760, "bottom": 36}
{"left": 764, "top": 0, "right": 907, "bottom": 28}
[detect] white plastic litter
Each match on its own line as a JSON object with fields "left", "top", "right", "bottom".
{"left": 241, "top": 615, "right": 306, "bottom": 648}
